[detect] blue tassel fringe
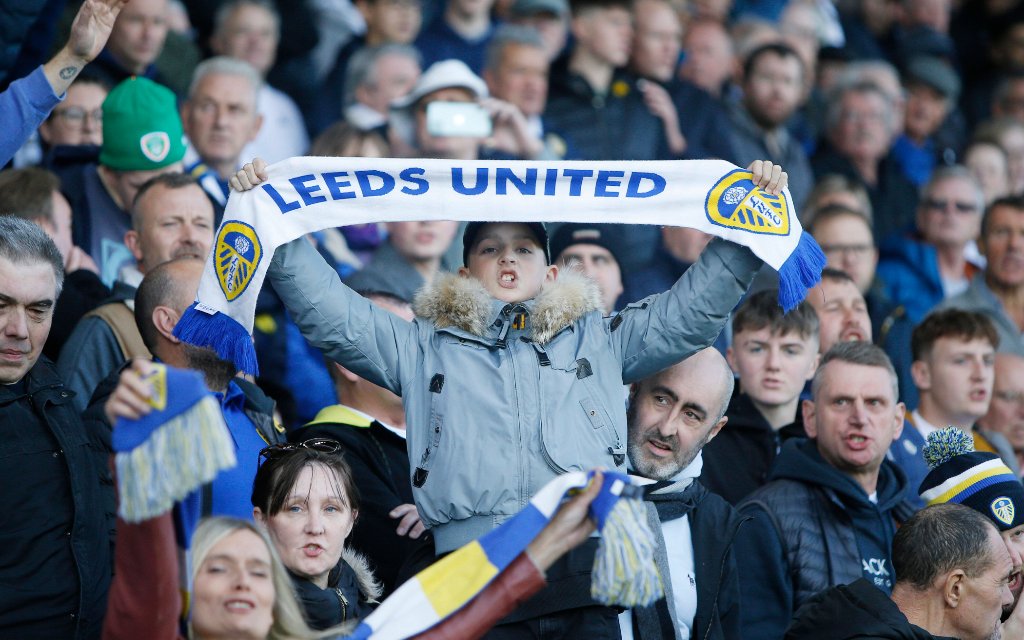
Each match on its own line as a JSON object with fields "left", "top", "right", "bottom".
{"left": 777, "top": 232, "right": 826, "bottom": 312}
{"left": 173, "top": 303, "right": 260, "bottom": 377}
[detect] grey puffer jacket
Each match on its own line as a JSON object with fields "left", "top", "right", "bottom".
{"left": 268, "top": 237, "right": 762, "bottom": 552}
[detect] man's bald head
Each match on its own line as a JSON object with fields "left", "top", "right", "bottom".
{"left": 134, "top": 257, "right": 203, "bottom": 351}
{"left": 627, "top": 347, "right": 735, "bottom": 480}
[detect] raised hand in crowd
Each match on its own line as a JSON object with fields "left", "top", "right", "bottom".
{"left": 638, "top": 79, "right": 686, "bottom": 157}
{"left": 44, "top": 0, "right": 127, "bottom": 96}
{"left": 479, "top": 96, "right": 544, "bottom": 160}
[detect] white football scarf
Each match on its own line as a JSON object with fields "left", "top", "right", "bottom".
{"left": 174, "top": 157, "right": 825, "bottom": 375}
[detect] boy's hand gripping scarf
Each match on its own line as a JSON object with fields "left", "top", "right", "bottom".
{"left": 348, "top": 470, "right": 658, "bottom": 640}
{"left": 175, "top": 157, "right": 825, "bottom": 375}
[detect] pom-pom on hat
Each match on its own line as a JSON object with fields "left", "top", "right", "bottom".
{"left": 100, "top": 77, "right": 186, "bottom": 172}
{"left": 919, "top": 427, "right": 1024, "bottom": 531}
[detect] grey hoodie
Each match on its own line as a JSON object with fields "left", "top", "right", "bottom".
{"left": 268, "top": 236, "right": 762, "bottom": 552}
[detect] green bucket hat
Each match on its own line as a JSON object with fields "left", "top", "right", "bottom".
{"left": 100, "top": 77, "right": 186, "bottom": 171}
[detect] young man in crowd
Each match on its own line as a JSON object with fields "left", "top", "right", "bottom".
{"left": 550, "top": 223, "right": 625, "bottom": 314}
{"left": 701, "top": 289, "right": 819, "bottom": 505}
{"left": 888, "top": 308, "right": 1016, "bottom": 510}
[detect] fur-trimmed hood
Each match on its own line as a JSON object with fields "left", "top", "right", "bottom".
{"left": 412, "top": 270, "right": 603, "bottom": 344}
{"left": 341, "top": 547, "right": 383, "bottom": 603}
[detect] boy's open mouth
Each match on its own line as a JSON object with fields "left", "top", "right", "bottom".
{"left": 500, "top": 271, "right": 517, "bottom": 288}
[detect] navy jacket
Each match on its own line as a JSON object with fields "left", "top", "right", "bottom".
{"left": 736, "top": 439, "right": 912, "bottom": 640}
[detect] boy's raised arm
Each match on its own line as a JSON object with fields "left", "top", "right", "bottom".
{"left": 613, "top": 160, "right": 786, "bottom": 383}
{"left": 268, "top": 233, "right": 416, "bottom": 397}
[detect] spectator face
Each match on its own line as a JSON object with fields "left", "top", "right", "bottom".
{"left": 359, "top": 0, "right": 422, "bottom": 45}
{"left": 950, "top": 528, "right": 1014, "bottom": 640}
{"left": 996, "top": 24, "right": 1024, "bottom": 72}
{"left": 211, "top": 3, "right": 279, "bottom": 77}
{"left": 1001, "top": 125, "right": 1024, "bottom": 194}
{"left": 39, "top": 191, "right": 75, "bottom": 261}
{"left": 813, "top": 214, "right": 878, "bottom": 293}
{"left": 512, "top": 13, "right": 568, "bottom": 60}
{"left": 679, "top": 21, "right": 733, "bottom": 96}
{"left": 572, "top": 7, "right": 634, "bottom": 68}
{"left": 626, "top": 349, "right": 730, "bottom": 480}
{"left": 39, "top": 81, "right": 107, "bottom": 147}
{"left": 743, "top": 51, "right": 804, "bottom": 129}
{"left": 557, "top": 244, "right": 622, "bottom": 313}
{"left": 913, "top": 337, "right": 995, "bottom": 426}
{"left": 728, "top": 327, "right": 818, "bottom": 411}
{"left": 981, "top": 354, "right": 1024, "bottom": 453}
{"left": 965, "top": 143, "right": 1011, "bottom": 205}
{"left": 662, "top": 226, "right": 712, "bottom": 263}
{"left": 831, "top": 90, "right": 893, "bottom": 165}
{"left": 385, "top": 220, "right": 459, "bottom": 263}
{"left": 461, "top": 222, "right": 556, "bottom": 303}
{"left": 982, "top": 204, "right": 1024, "bottom": 289}
{"left": 903, "top": 0, "right": 951, "bottom": 34}
{"left": 102, "top": 164, "right": 184, "bottom": 212}
{"left": 106, "top": 0, "right": 169, "bottom": 74}
{"left": 691, "top": 0, "right": 731, "bottom": 21}
{"left": 1003, "top": 520, "right": 1024, "bottom": 609}
{"left": 630, "top": 0, "right": 682, "bottom": 83}
{"left": 996, "top": 79, "right": 1024, "bottom": 123}
{"left": 191, "top": 528, "right": 275, "bottom": 640}
{"left": 807, "top": 278, "right": 872, "bottom": 352}
{"left": 917, "top": 176, "right": 982, "bottom": 250}
{"left": 413, "top": 87, "right": 481, "bottom": 159}
{"left": 126, "top": 183, "right": 215, "bottom": 273}
{"left": 904, "top": 83, "right": 948, "bottom": 142}
{"left": 182, "top": 73, "right": 263, "bottom": 174}
{"left": 803, "top": 360, "right": 904, "bottom": 483}
{"left": 486, "top": 43, "right": 549, "bottom": 117}
{"left": 449, "top": 0, "right": 496, "bottom": 20}
{"left": 357, "top": 53, "right": 421, "bottom": 116}
{"left": 255, "top": 463, "right": 355, "bottom": 589}
{"left": 0, "top": 256, "right": 56, "bottom": 385}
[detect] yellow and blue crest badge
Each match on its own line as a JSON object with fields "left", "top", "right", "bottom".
{"left": 705, "top": 169, "right": 791, "bottom": 236}
{"left": 141, "top": 364, "right": 168, "bottom": 411}
{"left": 992, "top": 496, "right": 1016, "bottom": 526}
{"left": 215, "top": 221, "right": 262, "bottom": 302}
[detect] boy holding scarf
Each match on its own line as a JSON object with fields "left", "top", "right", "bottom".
{"left": 229, "top": 158, "right": 785, "bottom": 637}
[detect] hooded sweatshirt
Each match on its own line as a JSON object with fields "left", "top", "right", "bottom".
{"left": 735, "top": 438, "right": 911, "bottom": 640}
{"left": 784, "top": 578, "right": 951, "bottom": 640}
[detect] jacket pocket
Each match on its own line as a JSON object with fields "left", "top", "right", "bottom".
{"left": 539, "top": 358, "right": 625, "bottom": 473}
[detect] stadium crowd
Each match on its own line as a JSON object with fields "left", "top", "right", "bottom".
{"left": 6, "top": 0, "right": 1024, "bottom": 638}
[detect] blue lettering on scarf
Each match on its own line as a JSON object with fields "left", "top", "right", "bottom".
{"left": 260, "top": 166, "right": 669, "bottom": 215}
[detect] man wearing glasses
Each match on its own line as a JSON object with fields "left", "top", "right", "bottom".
{"left": 979, "top": 353, "right": 1024, "bottom": 478}
{"left": 878, "top": 165, "right": 985, "bottom": 323}
{"left": 38, "top": 76, "right": 109, "bottom": 150}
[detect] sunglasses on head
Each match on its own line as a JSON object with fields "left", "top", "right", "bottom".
{"left": 258, "top": 438, "right": 342, "bottom": 465}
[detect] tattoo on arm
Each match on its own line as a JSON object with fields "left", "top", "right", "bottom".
{"left": 59, "top": 66, "right": 78, "bottom": 80}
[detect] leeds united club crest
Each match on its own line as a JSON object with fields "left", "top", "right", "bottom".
{"left": 705, "top": 169, "right": 791, "bottom": 236}
{"left": 992, "top": 496, "right": 1016, "bottom": 527}
{"left": 216, "top": 221, "right": 262, "bottom": 302}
